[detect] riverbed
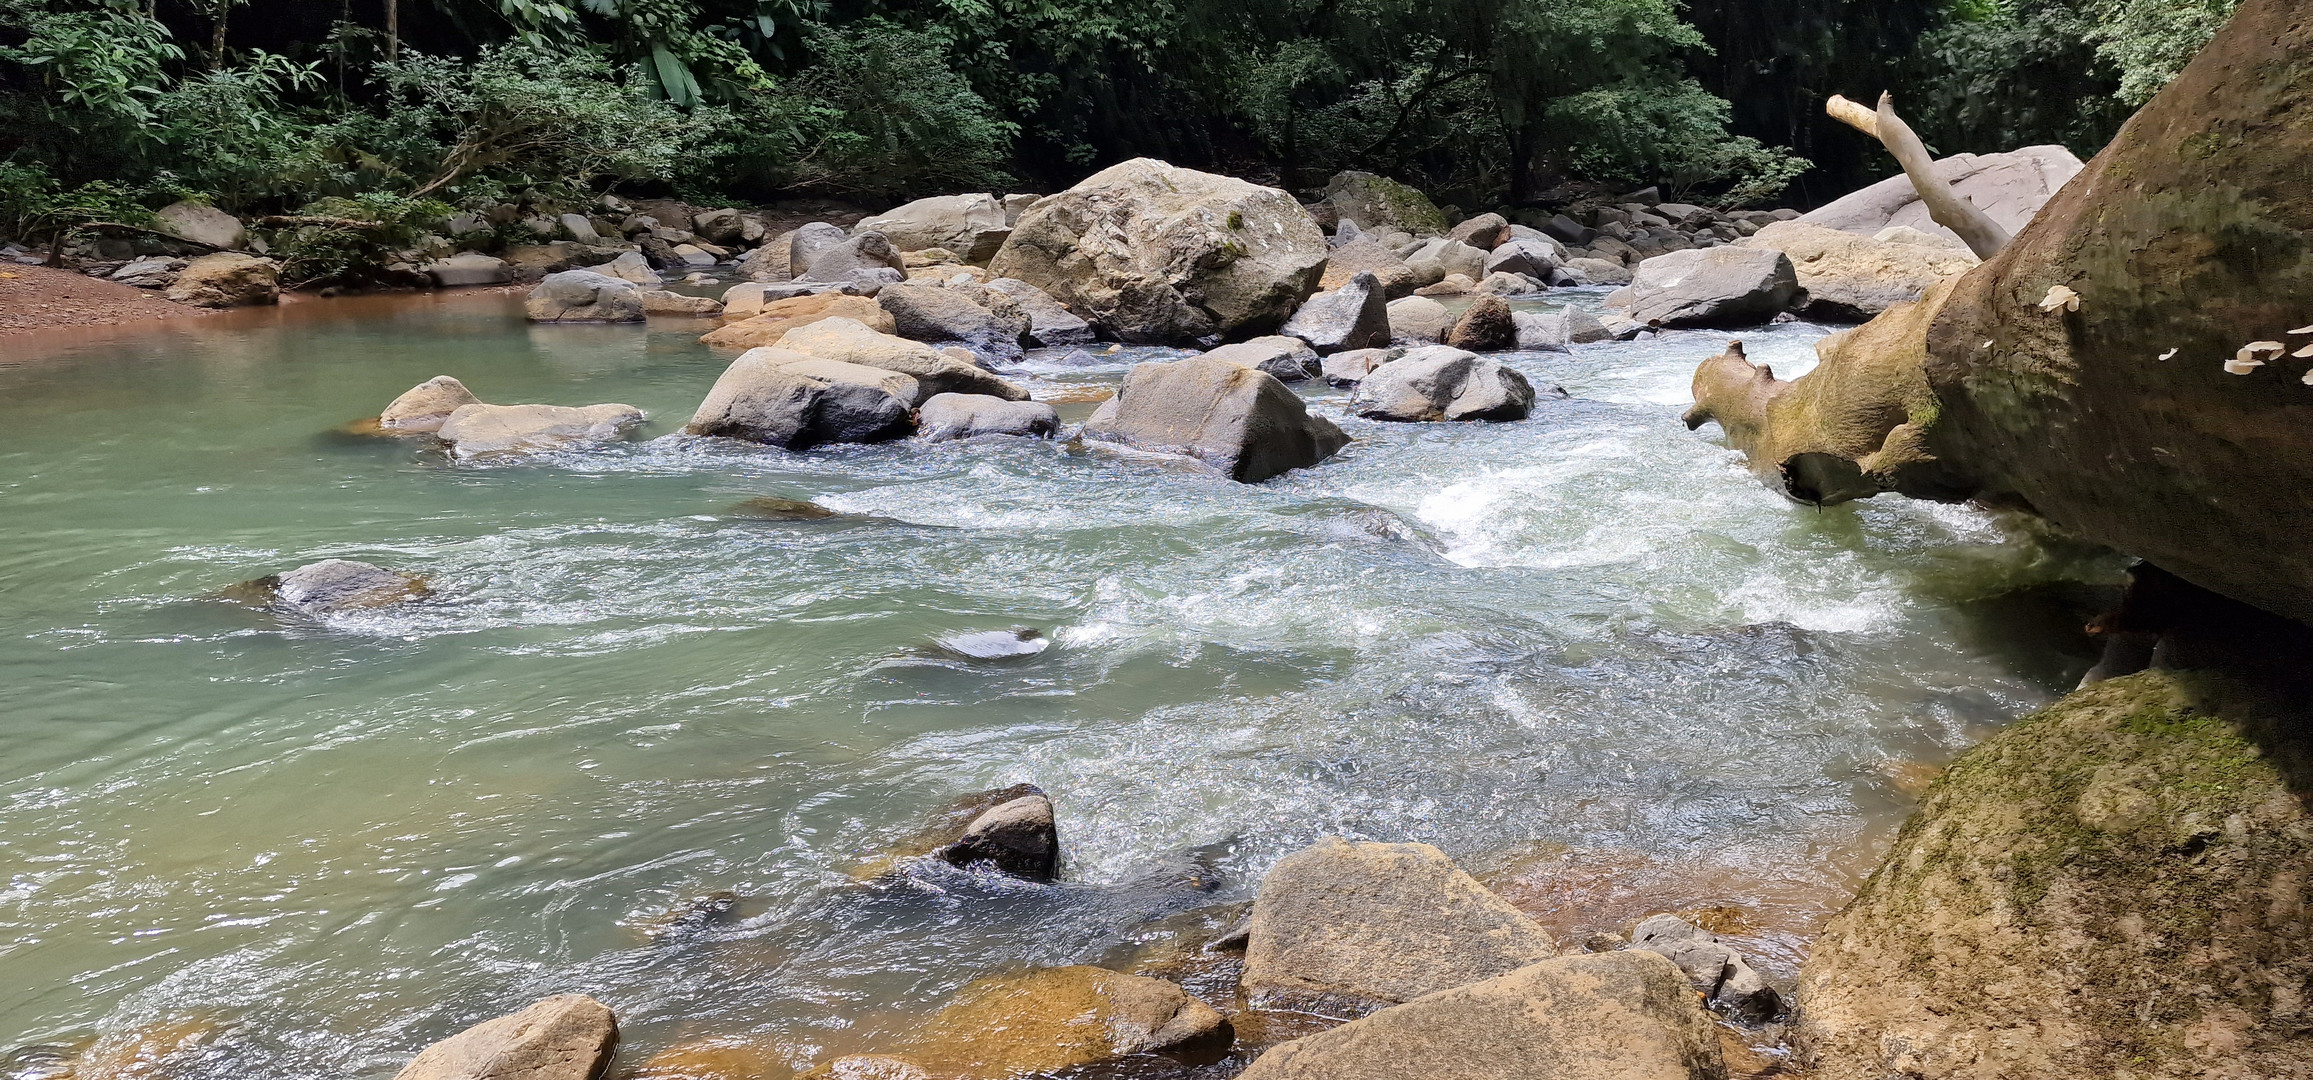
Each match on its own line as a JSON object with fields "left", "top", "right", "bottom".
{"left": 0, "top": 289, "right": 2120, "bottom": 1077}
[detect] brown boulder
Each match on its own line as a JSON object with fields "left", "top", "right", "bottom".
{"left": 164, "top": 252, "right": 278, "bottom": 308}
{"left": 391, "top": 995, "right": 617, "bottom": 1080}
{"left": 1445, "top": 295, "right": 1517, "bottom": 352}
{"left": 380, "top": 376, "right": 483, "bottom": 433}
{"left": 700, "top": 293, "right": 895, "bottom": 349}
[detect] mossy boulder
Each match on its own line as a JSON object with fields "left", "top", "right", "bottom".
{"left": 1794, "top": 669, "right": 2313, "bottom": 1080}
{"left": 1322, "top": 171, "right": 1450, "bottom": 237}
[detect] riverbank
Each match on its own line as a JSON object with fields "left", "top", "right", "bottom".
{"left": 0, "top": 263, "right": 231, "bottom": 338}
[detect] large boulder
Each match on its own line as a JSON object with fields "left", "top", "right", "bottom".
{"left": 1606, "top": 247, "right": 1799, "bottom": 328}
{"left": 935, "top": 791, "right": 1059, "bottom": 878}
{"left": 1082, "top": 356, "right": 1349, "bottom": 482}
{"left": 1448, "top": 212, "right": 1511, "bottom": 251}
{"left": 1243, "top": 837, "right": 1557, "bottom": 1012}
{"left": 1740, "top": 219, "right": 1978, "bottom": 321}
{"left": 524, "top": 270, "right": 645, "bottom": 323}
{"left": 1683, "top": 0, "right": 2313, "bottom": 623}
{"left": 801, "top": 232, "right": 905, "bottom": 286}
{"left": 1320, "top": 346, "right": 1403, "bottom": 387}
{"left": 786, "top": 223, "right": 847, "bottom": 275}
{"left": 1445, "top": 295, "right": 1518, "bottom": 352}
{"left": 856, "top": 194, "right": 1012, "bottom": 263}
{"left": 774, "top": 317, "right": 1028, "bottom": 403}
{"left": 915, "top": 393, "right": 1061, "bottom": 442}
{"left": 1386, "top": 295, "right": 1452, "bottom": 344}
{"left": 1401, "top": 238, "right": 1488, "bottom": 288}
{"left": 641, "top": 290, "right": 722, "bottom": 317}
{"left": 435, "top": 403, "right": 643, "bottom": 457}
{"left": 380, "top": 376, "right": 483, "bottom": 433}
{"left": 988, "top": 158, "right": 1327, "bottom": 344}
{"left": 1799, "top": 145, "right": 2084, "bottom": 248}
{"left": 585, "top": 251, "right": 661, "bottom": 285}
{"left": 1319, "top": 237, "right": 1420, "bottom": 297}
{"left": 1795, "top": 670, "right": 2313, "bottom": 1080}
{"left": 164, "top": 252, "right": 278, "bottom": 308}
{"left": 979, "top": 277, "right": 1095, "bottom": 347}
{"left": 392, "top": 995, "right": 616, "bottom": 1080}
{"left": 1484, "top": 238, "right": 1560, "bottom": 280}
{"left": 1236, "top": 953, "right": 1724, "bottom": 1080}
{"left": 1349, "top": 346, "right": 1536, "bottom": 423}
{"left": 1203, "top": 336, "right": 1321, "bottom": 382}
{"left": 1279, "top": 270, "right": 1390, "bottom": 354}
{"left": 154, "top": 201, "right": 246, "bottom": 250}
{"left": 840, "top": 967, "right": 1227, "bottom": 1079}
{"left": 423, "top": 252, "right": 512, "bottom": 288}
{"left": 701, "top": 293, "right": 894, "bottom": 350}
{"left": 874, "top": 281, "right": 1027, "bottom": 364}
{"left": 685, "top": 347, "right": 914, "bottom": 449}
{"left": 1322, "top": 171, "right": 1449, "bottom": 236}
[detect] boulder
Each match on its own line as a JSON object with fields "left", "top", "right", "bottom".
{"left": 1235, "top": 953, "right": 1724, "bottom": 1080}
{"left": 435, "top": 402, "right": 644, "bottom": 457}
{"left": 164, "top": 252, "right": 278, "bottom": 308}
{"left": 1739, "top": 219, "right": 1978, "bottom": 322}
{"left": 775, "top": 317, "right": 1029, "bottom": 403}
{"left": 988, "top": 158, "right": 1327, "bottom": 344}
{"left": 802, "top": 232, "right": 905, "bottom": 283}
{"left": 1413, "top": 273, "right": 1476, "bottom": 297}
{"left": 1402, "top": 238, "right": 1488, "bottom": 288}
{"left": 737, "top": 239, "right": 790, "bottom": 283}
{"left": 557, "top": 213, "right": 602, "bottom": 244}
{"left": 979, "top": 277, "right": 1095, "bottom": 347}
{"left": 628, "top": 199, "right": 693, "bottom": 233}
{"left": 1605, "top": 247, "right": 1799, "bottom": 328}
{"left": 1320, "top": 346, "right": 1403, "bottom": 387}
{"left": 1243, "top": 837, "right": 1557, "bottom": 1011}
{"left": 1279, "top": 270, "right": 1391, "bottom": 354}
{"left": 874, "top": 281, "right": 1027, "bottom": 364}
{"left": 109, "top": 256, "right": 184, "bottom": 289}
{"left": 1799, "top": 145, "right": 2084, "bottom": 248}
{"left": 859, "top": 967, "right": 1228, "bottom": 1079}
{"left": 1445, "top": 295, "right": 1518, "bottom": 352}
{"left": 587, "top": 251, "right": 662, "bottom": 286}
{"left": 856, "top": 194, "right": 1012, "bottom": 263}
{"left": 423, "top": 252, "right": 511, "bottom": 288}
{"left": 1563, "top": 257, "right": 1633, "bottom": 285}
{"left": 499, "top": 242, "right": 629, "bottom": 282}
{"left": 690, "top": 208, "right": 744, "bottom": 246}
{"left": 670, "top": 243, "right": 717, "bottom": 267}
{"left": 1386, "top": 296, "right": 1452, "bottom": 344}
{"left": 265, "top": 559, "right": 427, "bottom": 613}
{"left": 1083, "top": 356, "right": 1349, "bottom": 482}
{"left": 1350, "top": 346, "right": 1536, "bottom": 423}
{"left": 936, "top": 792, "right": 1059, "bottom": 879}
{"left": 1203, "top": 336, "right": 1322, "bottom": 382}
{"left": 801, "top": 1057, "right": 927, "bottom": 1080}
{"left": 1322, "top": 171, "right": 1449, "bottom": 236}
{"left": 719, "top": 282, "right": 768, "bottom": 320}
{"left": 381, "top": 376, "right": 484, "bottom": 433}
{"left": 685, "top": 347, "right": 914, "bottom": 449}
{"left": 1628, "top": 915, "right": 1781, "bottom": 1021}
{"left": 154, "top": 201, "right": 247, "bottom": 250}
{"left": 641, "top": 290, "right": 723, "bottom": 317}
{"left": 1511, "top": 311, "right": 1571, "bottom": 352}
{"left": 1448, "top": 212, "right": 1511, "bottom": 250}
{"left": 524, "top": 270, "right": 645, "bottom": 323}
{"left": 390, "top": 995, "right": 617, "bottom": 1080}
{"left": 1474, "top": 271, "right": 1542, "bottom": 296}
{"left": 700, "top": 294, "right": 895, "bottom": 350}
{"left": 788, "top": 223, "right": 850, "bottom": 276}
{"left": 1485, "top": 238, "right": 1560, "bottom": 280}
{"left": 916, "top": 393, "right": 1061, "bottom": 441}
{"left": 1795, "top": 670, "right": 2313, "bottom": 1080}
{"left": 1319, "top": 237, "right": 1420, "bottom": 298}
{"left": 1540, "top": 213, "right": 1597, "bottom": 247}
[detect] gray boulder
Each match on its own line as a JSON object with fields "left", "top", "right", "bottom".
{"left": 989, "top": 158, "right": 1327, "bottom": 344}
{"left": 155, "top": 201, "right": 247, "bottom": 250}
{"left": 1562, "top": 257, "right": 1633, "bottom": 285}
{"left": 109, "top": 256, "right": 184, "bottom": 289}
{"left": 1475, "top": 271, "right": 1543, "bottom": 296}
{"left": 1448, "top": 212, "right": 1511, "bottom": 250}
{"left": 1350, "top": 346, "right": 1536, "bottom": 423}
{"left": 1243, "top": 837, "right": 1556, "bottom": 1012}
{"left": 856, "top": 194, "right": 1012, "bottom": 263}
{"left": 1629, "top": 914, "right": 1782, "bottom": 1022}
{"left": 1234, "top": 953, "right": 1724, "bottom": 1080}
{"left": 557, "top": 213, "right": 602, "bottom": 244}
{"left": 1203, "top": 336, "right": 1321, "bottom": 382}
{"left": 524, "top": 270, "right": 644, "bottom": 322}
{"left": 1401, "top": 238, "right": 1487, "bottom": 288}
{"left": 916, "top": 393, "right": 1061, "bottom": 441}
{"left": 788, "top": 222, "right": 850, "bottom": 277}
{"left": 391, "top": 995, "right": 617, "bottom": 1080}
{"left": 1604, "top": 247, "right": 1799, "bottom": 328}
{"left": 164, "top": 252, "right": 278, "bottom": 308}
{"left": 685, "top": 347, "right": 916, "bottom": 448}
{"left": 803, "top": 232, "right": 906, "bottom": 283}
{"left": 690, "top": 207, "right": 744, "bottom": 246}
{"left": 875, "top": 281, "right": 1027, "bottom": 364}
{"left": 1511, "top": 311, "right": 1572, "bottom": 352}
{"left": 585, "top": 251, "right": 661, "bottom": 285}
{"left": 1799, "top": 145, "right": 2084, "bottom": 247}
{"left": 1485, "top": 238, "right": 1560, "bottom": 279}
{"left": 1321, "top": 347, "right": 1404, "bottom": 387}
{"left": 1739, "top": 219, "right": 1978, "bottom": 321}
{"left": 1322, "top": 171, "right": 1450, "bottom": 236}
{"left": 1082, "top": 356, "right": 1349, "bottom": 482}
{"left": 980, "top": 277, "right": 1095, "bottom": 347}
{"left": 937, "top": 792, "right": 1059, "bottom": 880}
{"left": 1540, "top": 213, "right": 1596, "bottom": 246}
{"left": 1278, "top": 270, "right": 1390, "bottom": 354}
{"left": 380, "top": 375, "right": 484, "bottom": 433}
{"left": 435, "top": 402, "right": 645, "bottom": 456}
{"left": 269, "top": 559, "right": 425, "bottom": 613}
{"left": 423, "top": 252, "right": 511, "bottom": 287}
{"left": 1385, "top": 295, "right": 1452, "bottom": 344}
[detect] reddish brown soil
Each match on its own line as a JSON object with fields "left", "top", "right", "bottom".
{"left": 0, "top": 263, "right": 222, "bottom": 337}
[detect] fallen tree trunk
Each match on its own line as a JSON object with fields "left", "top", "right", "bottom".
{"left": 1826, "top": 93, "right": 2013, "bottom": 259}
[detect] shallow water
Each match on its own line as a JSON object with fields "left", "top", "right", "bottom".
{"left": 0, "top": 290, "right": 2120, "bottom": 1076}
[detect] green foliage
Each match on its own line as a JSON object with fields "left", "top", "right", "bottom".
{"left": 0, "top": 0, "right": 180, "bottom": 123}
{"left": 2091, "top": 0, "right": 2240, "bottom": 104}
{"left": 748, "top": 19, "right": 1017, "bottom": 200}
{"left": 263, "top": 191, "right": 453, "bottom": 286}
{"left": 1544, "top": 81, "right": 1811, "bottom": 205}
{"left": 0, "top": 158, "right": 184, "bottom": 257}
{"left": 1906, "top": 0, "right": 2133, "bottom": 157}
{"left": 144, "top": 52, "right": 326, "bottom": 208}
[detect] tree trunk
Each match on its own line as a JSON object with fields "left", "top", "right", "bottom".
{"left": 1825, "top": 93, "right": 2012, "bottom": 258}
{"left": 385, "top": 0, "right": 399, "bottom": 60}
{"left": 210, "top": 3, "right": 228, "bottom": 68}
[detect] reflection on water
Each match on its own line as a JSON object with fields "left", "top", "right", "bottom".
{"left": 0, "top": 290, "right": 2118, "bottom": 1077}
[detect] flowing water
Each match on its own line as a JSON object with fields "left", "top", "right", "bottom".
{"left": 0, "top": 290, "right": 2121, "bottom": 1077}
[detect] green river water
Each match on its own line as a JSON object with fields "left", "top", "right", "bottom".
{"left": 0, "top": 289, "right": 2119, "bottom": 1077}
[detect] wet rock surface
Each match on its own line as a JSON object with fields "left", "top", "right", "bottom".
{"left": 1082, "top": 356, "right": 1348, "bottom": 483}
{"left": 390, "top": 995, "right": 617, "bottom": 1080}
{"left": 915, "top": 394, "right": 1060, "bottom": 441}
{"left": 436, "top": 403, "right": 644, "bottom": 457}
{"left": 938, "top": 790, "right": 1060, "bottom": 879}
{"left": 1350, "top": 346, "right": 1536, "bottom": 423}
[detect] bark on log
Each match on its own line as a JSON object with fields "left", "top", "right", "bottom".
{"left": 1825, "top": 93, "right": 2013, "bottom": 259}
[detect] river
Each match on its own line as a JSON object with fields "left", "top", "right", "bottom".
{"left": 0, "top": 288, "right": 2119, "bottom": 1077}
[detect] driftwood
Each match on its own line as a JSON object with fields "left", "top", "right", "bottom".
{"left": 1826, "top": 92, "right": 2012, "bottom": 259}
{"left": 254, "top": 215, "right": 386, "bottom": 229}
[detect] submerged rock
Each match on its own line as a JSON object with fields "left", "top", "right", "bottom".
{"left": 724, "top": 496, "right": 840, "bottom": 520}
{"left": 1606, "top": 247, "right": 1798, "bottom": 329}
{"left": 633, "top": 890, "right": 746, "bottom": 942}
{"left": 1244, "top": 837, "right": 1557, "bottom": 1012}
{"left": 379, "top": 376, "right": 484, "bottom": 434}
{"left": 1236, "top": 952, "right": 1724, "bottom": 1080}
{"left": 933, "top": 627, "right": 1052, "bottom": 661}
{"left": 990, "top": 158, "right": 1327, "bottom": 344}
{"left": 630, "top": 1038, "right": 791, "bottom": 1080}
{"left": 524, "top": 270, "right": 645, "bottom": 323}
{"left": 60, "top": 1016, "right": 228, "bottom": 1080}
{"left": 1351, "top": 346, "right": 1536, "bottom": 423}
{"left": 390, "top": 995, "right": 617, "bottom": 1080}
{"left": 843, "top": 966, "right": 1227, "bottom": 1078}
{"left": 261, "top": 559, "right": 428, "bottom": 613}
{"left": 915, "top": 394, "right": 1060, "bottom": 441}
{"left": 938, "top": 790, "right": 1060, "bottom": 880}
{"left": 436, "top": 402, "right": 644, "bottom": 457}
{"left": 1795, "top": 669, "right": 2313, "bottom": 1079}
{"left": 1082, "top": 356, "right": 1349, "bottom": 483}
